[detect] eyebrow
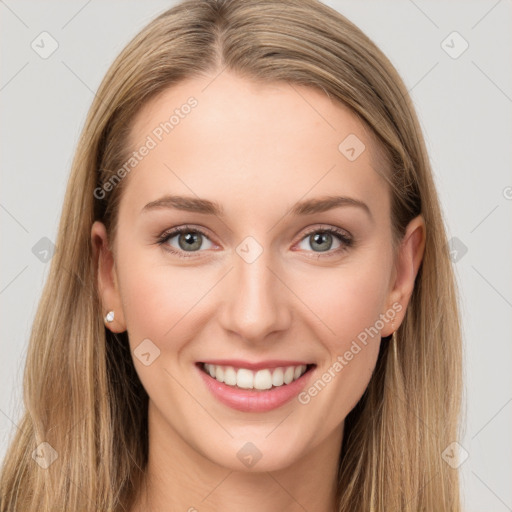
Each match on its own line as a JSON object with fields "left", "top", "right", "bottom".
{"left": 141, "top": 194, "right": 372, "bottom": 219}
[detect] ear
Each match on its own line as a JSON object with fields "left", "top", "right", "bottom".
{"left": 91, "top": 221, "right": 127, "bottom": 333}
{"left": 381, "top": 215, "right": 426, "bottom": 336}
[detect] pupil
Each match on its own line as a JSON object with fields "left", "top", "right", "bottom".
{"left": 180, "top": 232, "right": 201, "bottom": 250}
{"left": 312, "top": 232, "right": 331, "bottom": 251}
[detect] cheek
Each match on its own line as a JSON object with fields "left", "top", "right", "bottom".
{"left": 298, "top": 251, "right": 391, "bottom": 392}
{"left": 116, "top": 245, "right": 214, "bottom": 346}
{"left": 306, "top": 262, "right": 391, "bottom": 346}
{"left": 294, "top": 266, "right": 388, "bottom": 422}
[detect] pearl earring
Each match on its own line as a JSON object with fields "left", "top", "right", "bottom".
{"left": 104, "top": 311, "right": 115, "bottom": 323}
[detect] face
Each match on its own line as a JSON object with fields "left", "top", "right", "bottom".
{"left": 92, "top": 70, "right": 424, "bottom": 472}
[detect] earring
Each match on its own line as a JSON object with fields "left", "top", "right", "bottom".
{"left": 104, "top": 310, "right": 115, "bottom": 323}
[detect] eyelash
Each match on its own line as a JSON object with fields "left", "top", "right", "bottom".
{"left": 155, "top": 224, "right": 353, "bottom": 259}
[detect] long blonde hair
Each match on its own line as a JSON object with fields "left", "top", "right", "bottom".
{"left": 0, "top": 1, "right": 463, "bottom": 510}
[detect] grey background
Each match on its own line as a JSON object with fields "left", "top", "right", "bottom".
{"left": 1, "top": 1, "right": 511, "bottom": 510}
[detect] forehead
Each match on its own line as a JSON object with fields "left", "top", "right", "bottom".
{"left": 120, "top": 71, "right": 389, "bottom": 221}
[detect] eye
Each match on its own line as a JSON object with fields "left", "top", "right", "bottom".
{"left": 156, "top": 224, "right": 353, "bottom": 259}
{"left": 295, "top": 226, "right": 353, "bottom": 258}
{"left": 156, "top": 225, "right": 214, "bottom": 258}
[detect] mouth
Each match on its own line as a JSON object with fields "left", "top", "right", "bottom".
{"left": 195, "top": 361, "right": 316, "bottom": 412}
{"left": 198, "top": 362, "right": 314, "bottom": 390}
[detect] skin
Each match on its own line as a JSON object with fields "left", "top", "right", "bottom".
{"left": 91, "top": 70, "right": 425, "bottom": 512}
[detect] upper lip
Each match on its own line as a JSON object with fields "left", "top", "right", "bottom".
{"left": 198, "top": 359, "right": 315, "bottom": 371}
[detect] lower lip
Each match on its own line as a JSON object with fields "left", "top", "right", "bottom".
{"left": 196, "top": 364, "right": 315, "bottom": 413}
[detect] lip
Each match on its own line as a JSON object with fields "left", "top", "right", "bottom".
{"left": 196, "top": 361, "right": 316, "bottom": 413}
{"left": 200, "top": 359, "right": 312, "bottom": 371}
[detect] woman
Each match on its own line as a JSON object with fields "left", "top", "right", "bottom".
{"left": 0, "top": 0, "right": 463, "bottom": 510}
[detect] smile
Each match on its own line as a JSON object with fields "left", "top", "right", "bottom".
{"left": 202, "top": 362, "right": 310, "bottom": 390}
{"left": 196, "top": 361, "right": 316, "bottom": 412}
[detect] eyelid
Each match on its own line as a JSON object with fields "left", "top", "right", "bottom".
{"left": 298, "top": 224, "right": 352, "bottom": 242}
{"left": 156, "top": 224, "right": 217, "bottom": 258}
{"left": 156, "top": 223, "right": 353, "bottom": 259}
{"left": 292, "top": 225, "right": 353, "bottom": 258}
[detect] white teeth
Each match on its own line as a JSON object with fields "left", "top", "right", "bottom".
{"left": 283, "top": 366, "right": 295, "bottom": 385}
{"left": 215, "top": 365, "right": 224, "bottom": 383}
{"left": 223, "top": 366, "right": 237, "bottom": 386}
{"left": 203, "top": 363, "right": 308, "bottom": 390}
{"left": 254, "top": 369, "right": 273, "bottom": 390}
{"left": 236, "top": 368, "right": 254, "bottom": 389}
{"left": 272, "top": 368, "right": 284, "bottom": 387}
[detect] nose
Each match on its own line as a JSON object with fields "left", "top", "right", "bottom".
{"left": 217, "top": 247, "right": 292, "bottom": 344}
